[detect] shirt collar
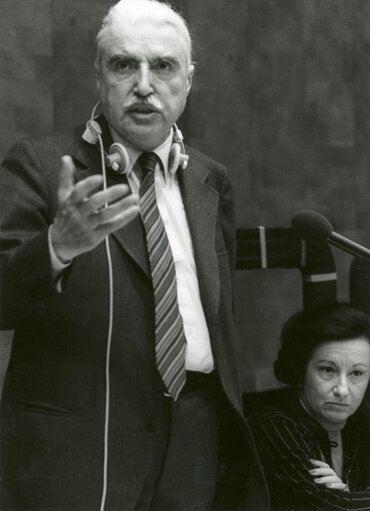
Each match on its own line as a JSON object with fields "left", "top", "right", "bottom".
{"left": 151, "top": 130, "right": 173, "bottom": 180}
{"left": 109, "top": 129, "right": 175, "bottom": 181}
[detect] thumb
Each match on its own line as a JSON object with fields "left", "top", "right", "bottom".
{"left": 58, "top": 155, "right": 75, "bottom": 205}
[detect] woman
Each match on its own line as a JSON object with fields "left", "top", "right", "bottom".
{"left": 249, "top": 302, "right": 370, "bottom": 510}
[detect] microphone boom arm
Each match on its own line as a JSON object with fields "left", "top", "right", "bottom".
{"left": 329, "top": 232, "right": 370, "bottom": 262}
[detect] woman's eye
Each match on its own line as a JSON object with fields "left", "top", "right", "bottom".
{"left": 318, "top": 366, "right": 336, "bottom": 379}
{"left": 319, "top": 366, "right": 335, "bottom": 374}
{"left": 350, "top": 370, "right": 364, "bottom": 378}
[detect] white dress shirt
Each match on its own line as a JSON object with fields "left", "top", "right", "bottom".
{"left": 49, "top": 130, "right": 214, "bottom": 373}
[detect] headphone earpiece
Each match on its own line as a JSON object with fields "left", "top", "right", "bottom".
{"left": 108, "top": 143, "right": 130, "bottom": 174}
{"left": 82, "top": 119, "right": 102, "bottom": 145}
{"left": 82, "top": 104, "right": 189, "bottom": 175}
{"left": 168, "top": 142, "right": 189, "bottom": 174}
{"left": 169, "top": 125, "right": 188, "bottom": 173}
{"left": 107, "top": 124, "right": 188, "bottom": 176}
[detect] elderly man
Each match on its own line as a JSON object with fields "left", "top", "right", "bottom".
{"left": 0, "top": 1, "right": 268, "bottom": 510}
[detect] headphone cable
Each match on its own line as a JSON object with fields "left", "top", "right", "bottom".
{"left": 97, "top": 132, "right": 114, "bottom": 511}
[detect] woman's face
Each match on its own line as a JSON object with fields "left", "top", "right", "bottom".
{"left": 302, "top": 337, "right": 370, "bottom": 427}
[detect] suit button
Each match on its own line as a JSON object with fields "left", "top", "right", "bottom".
{"left": 146, "top": 421, "right": 155, "bottom": 432}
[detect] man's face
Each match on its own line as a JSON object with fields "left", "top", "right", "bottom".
{"left": 96, "top": 19, "right": 194, "bottom": 151}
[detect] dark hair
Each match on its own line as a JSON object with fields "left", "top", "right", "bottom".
{"left": 274, "top": 302, "right": 370, "bottom": 386}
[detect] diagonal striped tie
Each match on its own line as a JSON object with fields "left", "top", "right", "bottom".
{"left": 138, "top": 152, "right": 186, "bottom": 400}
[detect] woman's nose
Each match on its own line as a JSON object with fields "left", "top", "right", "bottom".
{"left": 333, "top": 375, "right": 349, "bottom": 397}
{"left": 134, "top": 65, "right": 153, "bottom": 97}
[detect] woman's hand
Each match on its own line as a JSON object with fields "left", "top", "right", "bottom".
{"left": 309, "top": 459, "right": 349, "bottom": 491}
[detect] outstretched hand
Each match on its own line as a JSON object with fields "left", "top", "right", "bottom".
{"left": 309, "top": 459, "right": 348, "bottom": 491}
{"left": 51, "top": 155, "right": 139, "bottom": 261}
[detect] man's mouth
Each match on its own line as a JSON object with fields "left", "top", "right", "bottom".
{"left": 128, "top": 104, "right": 158, "bottom": 114}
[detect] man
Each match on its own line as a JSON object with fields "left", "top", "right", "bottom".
{"left": 0, "top": 1, "right": 268, "bottom": 510}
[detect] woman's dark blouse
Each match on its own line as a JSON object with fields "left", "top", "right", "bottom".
{"left": 248, "top": 390, "right": 370, "bottom": 511}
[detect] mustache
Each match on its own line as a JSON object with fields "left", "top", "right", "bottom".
{"left": 123, "top": 96, "right": 163, "bottom": 111}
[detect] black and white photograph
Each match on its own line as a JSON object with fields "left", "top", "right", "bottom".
{"left": 1, "top": 1, "right": 369, "bottom": 510}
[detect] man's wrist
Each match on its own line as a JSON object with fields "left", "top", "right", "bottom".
{"left": 48, "top": 225, "right": 73, "bottom": 268}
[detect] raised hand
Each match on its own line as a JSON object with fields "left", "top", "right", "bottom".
{"left": 309, "top": 459, "right": 349, "bottom": 491}
{"left": 51, "top": 155, "right": 139, "bottom": 261}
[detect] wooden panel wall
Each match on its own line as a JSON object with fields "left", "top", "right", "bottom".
{"left": 176, "top": 0, "right": 370, "bottom": 390}
{"left": 1, "top": 0, "right": 369, "bottom": 392}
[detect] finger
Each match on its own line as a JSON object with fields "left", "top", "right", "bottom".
{"left": 91, "top": 195, "right": 138, "bottom": 225}
{"left": 87, "top": 184, "right": 133, "bottom": 211}
{"left": 58, "top": 156, "right": 76, "bottom": 204}
{"left": 309, "top": 468, "right": 334, "bottom": 476}
{"left": 314, "top": 476, "right": 341, "bottom": 485}
{"left": 71, "top": 174, "right": 104, "bottom": 203}
{"left": 327, "top": 483, "right": 348, "bottom": 490}
{"left": 86, "top": 199, "right": 136, "bottom": 229}
{"left": 96, "top": 203, "right": 140, "bottom": 235}
{"left": 310, "top": 459, "right": 330, "bottom": 468}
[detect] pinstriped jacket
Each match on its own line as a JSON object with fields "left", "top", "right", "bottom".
{"left": 249, "top": 390, "right": 370, "bottom": 511}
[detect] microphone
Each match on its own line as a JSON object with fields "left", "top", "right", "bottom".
{"left": 291, "top": 210, "right": 370, "bottom": 262}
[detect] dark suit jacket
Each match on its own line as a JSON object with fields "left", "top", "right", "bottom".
{"left": 249, "top": 391, "right": 370, "bottom": 511}
{"left": 0, "top": 118, "right": 268, "bottom": 511}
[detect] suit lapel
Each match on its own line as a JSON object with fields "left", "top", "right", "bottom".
{"left": 71, "top": 119, "right": 151, "bottom": 277}
{"left": 70, "top": 121, "right": 221, "bottom": 303}
{"left": 178, "top": 156, "right": 220, "bottom": 329}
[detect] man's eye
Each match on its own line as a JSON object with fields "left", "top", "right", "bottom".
{"left": 114, "top": 60, "right": 135, "bottom": 72}
{"left": 153, "top": 61, "right": 172, "bottom": 72}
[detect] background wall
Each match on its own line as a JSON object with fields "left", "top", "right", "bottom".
{"left": 1, "top": 0, "right": 369, "bottom": 393}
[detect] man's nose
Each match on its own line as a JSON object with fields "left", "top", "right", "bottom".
{"left": 333, "top": 374, "right": 350, "bottom": 397}
{"left": 134, "top": 65, "right": 153, "bottom": 97}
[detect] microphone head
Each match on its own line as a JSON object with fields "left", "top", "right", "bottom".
{"left": 291, "top": 210, "right": 333, "bottom": 242}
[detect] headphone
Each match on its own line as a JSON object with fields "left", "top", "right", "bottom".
{"left": 82, "top": 102, "right": 189, "bottom": 175}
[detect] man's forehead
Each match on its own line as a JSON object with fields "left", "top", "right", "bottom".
{"left": 102, "top": 19, "right": 189, "bottom": 61}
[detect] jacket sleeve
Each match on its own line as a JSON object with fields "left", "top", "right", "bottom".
{"left": 250, "top": 415, "right": 370, "bottom": 511}
{"left": 0, "top": 139, "right": 58, "bottom": 328}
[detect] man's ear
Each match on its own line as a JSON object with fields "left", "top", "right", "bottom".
{"left": 186, "top": 64, "right": 195, "bottom": 94}
{"left": 95, "top": 61, "right": 101, "bottom": 91}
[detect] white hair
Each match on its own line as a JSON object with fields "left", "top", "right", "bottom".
{"left": 95, "top": 0, "right": 193, "bottom": 67}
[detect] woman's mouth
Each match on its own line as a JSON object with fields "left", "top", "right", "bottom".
{"left": 325, "top": 402, "right": 350, "bottom": 407}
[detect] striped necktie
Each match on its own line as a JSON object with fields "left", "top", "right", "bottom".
{"left": 138, "top": 152, "right": 186, "bottom": 400}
